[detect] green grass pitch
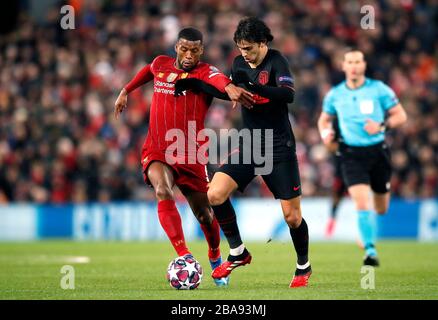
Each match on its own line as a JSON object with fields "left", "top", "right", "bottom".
{"left": 0, "top": 241, "right": 437, "bottom": 300}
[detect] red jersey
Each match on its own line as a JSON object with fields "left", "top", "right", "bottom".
{"left": 124, "top": 55, "right": 231, "bottom": 162}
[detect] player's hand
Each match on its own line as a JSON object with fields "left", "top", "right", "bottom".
{"left": 320, "top": 128, "right": 335, "bottom": 145}
{"left": 233, "top": 69, "right": 253, "bottom": 85}
{"left": 224, "top": 83, "right": 254, "bottom": 109}
{"left": 114, "top": 88, "right": 128, "bottom": 119}
{"left": 174, "top": 78, "right": 202, "bottom": 96}
{"left": 364, "top": 119, "right": 382, "bottom": 135}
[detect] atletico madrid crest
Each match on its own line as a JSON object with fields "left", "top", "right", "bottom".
{"left": 258, "top": 71, "right": 269, "bottom": 85}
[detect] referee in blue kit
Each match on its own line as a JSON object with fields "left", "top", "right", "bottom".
{"left": 318, "top": 48, "right": 407, "bottom": 266}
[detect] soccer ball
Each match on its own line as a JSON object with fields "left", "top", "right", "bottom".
{"left": 166, "top": 255, "right": 203, "bottom": 290}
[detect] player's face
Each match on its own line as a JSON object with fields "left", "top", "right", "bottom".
{"left": 236, "top": 40, "right": 264, "bottom": 64}
{"left": 342, "top": 51, "right": 367, "bottom": 81}
{"left": 175, "top": 39, "right": 204, "bottom": 71}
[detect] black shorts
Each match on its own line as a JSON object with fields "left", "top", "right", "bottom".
{"left": 339, "top": 142, "right": 392, "bottom": 193}
{"left": 216, "top": 155, "right": 302, "bottom": 200}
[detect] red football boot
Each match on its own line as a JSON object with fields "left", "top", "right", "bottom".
{"left": 325, "top": 218, "right": 336, "bottom": 238}
{"left": 211, "top": 250, "right": 252, "bottom": 279}
{"left": 289, "top": 268, "right": 312, "bottom": 288}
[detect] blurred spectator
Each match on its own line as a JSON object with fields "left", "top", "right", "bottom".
{"left": 0, "top": 0, "right": 437, "bottom": 203}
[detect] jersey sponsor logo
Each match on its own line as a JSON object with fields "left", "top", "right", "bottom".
{"left": 278, "top": 76, "right": 293, "bottom": 84}
{"left": 166, "top": 73, "right": 178, "bottom": 82}
{"left": 154, "top": 80, "right": 175, "bottom": 94}
{"left": 258, "top": 71, "right": 269, "bottom": 85}
{"left": 359, "top": 100, "right": 374, "bottom": 114}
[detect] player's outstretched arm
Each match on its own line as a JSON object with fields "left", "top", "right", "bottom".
{"left": 115, "top": 63, "right": 154, "bottom": 119}
{"left": 224, "top": 83, "right": 254, "bottom": 109}
{"left": 174, "top": 78, "right": 230, "bottom": 100}
{"left": 233, "top": 70, "right": 294, "bottom": 103}
{"left": 174, "top": 79, "right": 254, "bottom": 109}
{"left": 114, "top": 88, "right": 128, "bottom": 119}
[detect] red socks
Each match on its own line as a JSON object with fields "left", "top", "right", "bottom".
{"left": 200, "top": 216, "right": 221, "bottom": 261}
{"left": 158, "top": 199, "right": 221, "bottom": 260}
{"left": 157, "top": 200, "right": 190, "bottom": 257}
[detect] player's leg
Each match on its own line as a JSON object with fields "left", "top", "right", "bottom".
{"left": 371, "top": 144, "right": 392, "bottom": 216}
{"left": 280, "top": 197, "right": 312, "bottom": 287}
{"left": 373, "top": 192, "right": 390, "bottom": 215}
{"left": 326, "top": 174, "right": 344, "bottom": 237}
{"left": 206, "top": 164, "right": 243, "bottom": 253}
{"left": 146, "top": 161, "right": 190, "bottom": 257}
{"left": 208, "top": 171, "right": 243, "bottom": 253}
{"left": 208, "top": 165, "right": 255, "bottom": 279}
{"left": 331, "top": 155, "right": 345, "bottom": 219}
{"left": 348, "top": 184, "right": 379, "bottom": 265}
{"left": 179, "top": 186, "right": 229, "bottom": 286}
{"left": 180, "top": 187, "right": 220, "bottom": 259}
{"left": 332, "top": 185, "right": 344, "bottom": 216}
{"left": 262, "top": 159, "right": 311, "bottom": 287}
{"left": 211, "top": 198, "right": 244, "bottom": 258}
{"left": 207, "top": 172, "right": 238, "bottom": 206}
{"left": 340, "top": 148, "right": 379, "bottom": 265}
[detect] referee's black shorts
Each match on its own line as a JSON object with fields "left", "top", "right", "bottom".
{"left": 339, "top": 142, "right": 392, "bottom": 193}
{"left": 215, "top": 153, "right": 302, "bottom": 200}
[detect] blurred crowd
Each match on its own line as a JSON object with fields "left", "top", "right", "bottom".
{"left": 0, "top": 0, "right": 437, "bottom": 204}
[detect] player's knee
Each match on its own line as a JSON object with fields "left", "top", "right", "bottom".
{"left": 284, "top": 208, "right": 302, "bottom": 228}
{"left": 195, "top": 208, "right": 213, "bottom": 225}
{"left": 207, "top": 188, "right": 226, "bottom": 206}
{"left": 155, "top": 185, "right": 174, "bottom": 201}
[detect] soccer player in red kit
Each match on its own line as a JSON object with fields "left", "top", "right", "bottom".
{"left": 114, "top": 27, "right": 254, "bottom": 287}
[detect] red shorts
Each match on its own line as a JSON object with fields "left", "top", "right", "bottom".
{"left": 141, "top": 150, "right": 209, "bottom": 193}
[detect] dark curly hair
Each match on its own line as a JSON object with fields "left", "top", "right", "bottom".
{"left": 178, "top": 27, "right": 203, "bottom": 44}
{"left": 233, "top": 17, "right": 274, "bottom": 44}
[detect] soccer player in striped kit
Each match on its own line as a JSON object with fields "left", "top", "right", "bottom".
{"left": 114, "top": 27, "right": 254, "bottom": 286}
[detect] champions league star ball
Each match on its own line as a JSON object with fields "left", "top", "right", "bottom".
{"left": 166, "top": 255, "right": 203, "bottom": 290}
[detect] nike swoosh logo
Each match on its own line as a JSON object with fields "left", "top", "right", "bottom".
{"left": 293, "top": 186, "right": 300, "bottom": 191}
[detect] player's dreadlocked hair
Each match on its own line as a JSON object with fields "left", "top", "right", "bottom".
{"left": 178, "top": 27, "right": 203, "bottom": 44}
{"left": 233, "top": 17, "right": 274, "bottom": 44}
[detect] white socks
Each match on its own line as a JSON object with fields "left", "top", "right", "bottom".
{"left": 230, "top": 244, "right": 245, "bottom": 256}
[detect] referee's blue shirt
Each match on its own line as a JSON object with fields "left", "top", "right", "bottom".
{"left": 322, "top": 78, "right": 399, "bottom": 147}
